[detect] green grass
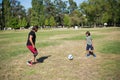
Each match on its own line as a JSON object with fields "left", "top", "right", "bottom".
{"left": 0, "top": 27, "right": 120, "bottom": 80}
{"left": 36, "top": 29, "right": 83, "bottom": 39}
{"left": 0, "top": 29, "right": 82, "bottom": 61}
{"left": 99, "top": 41, "right": 120, "bottom": 54}
{"left": 100, "top": 59, "right": 120, "bottom": 80}
{"left": 0, "top": 28, "right": 119, "bottom": 62}
{"left": 0, "top": 30, "right": 60, "bottom": 62}
{"left": 62, "top": 35, "right": 104, "bottom": 40}
{"left": 37, "top": 41, "right": 60, "bottom": 48}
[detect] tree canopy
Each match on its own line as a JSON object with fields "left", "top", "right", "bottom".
{"left": 0, "top": 0, "right": 120, "bottom": 30}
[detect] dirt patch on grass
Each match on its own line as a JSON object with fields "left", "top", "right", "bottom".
{"left": 0, "top": 41, "right": 104, "bottom": 80}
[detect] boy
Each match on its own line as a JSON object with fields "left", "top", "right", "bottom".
{"left": 26, "top": 25, "right": 38, "bottom": 65}
{"left": 85, "top": 31, "right": 96, "bottom": 57}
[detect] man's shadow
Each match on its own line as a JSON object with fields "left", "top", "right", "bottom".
{"left": 37, "top": 55, "right": 51, "bottom": 63}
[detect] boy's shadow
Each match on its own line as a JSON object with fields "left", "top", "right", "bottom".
{"left": 37, "top": 55, "right": 51, "bottom": 63}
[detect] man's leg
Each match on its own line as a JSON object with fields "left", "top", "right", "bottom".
{"left": 32, "top": 48, "right": 38, "bottom": 64}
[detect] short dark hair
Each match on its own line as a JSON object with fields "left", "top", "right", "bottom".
{"left": 32, "top": 25, "right": 38, "bottom": 30}
{"left": 86, "top": 31, "right": 90, "bottom": 36}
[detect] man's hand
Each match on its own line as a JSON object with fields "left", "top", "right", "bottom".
{"left": 33, "top": 45, "right": 35, "bottom": 48}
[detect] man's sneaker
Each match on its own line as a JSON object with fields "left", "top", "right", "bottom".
{"left": 27, "top": 61, "right": 32, "bottom": 66}
{"left": 32, "top": 62, "right": 37, "bottom": 64}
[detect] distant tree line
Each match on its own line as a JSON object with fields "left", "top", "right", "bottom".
{"left": 0, "top": 0, "right": 120, "bottom": 30}
{"left": 0, "top": 0, "right": 27, "bottom": 30}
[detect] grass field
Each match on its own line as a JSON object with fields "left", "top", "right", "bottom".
{"left": 0, "top": 27, "right": 120, "bottom": 80}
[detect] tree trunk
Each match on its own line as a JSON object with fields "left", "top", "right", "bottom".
{"left": 94, "top": 22, "right": 96, "bottom": 28}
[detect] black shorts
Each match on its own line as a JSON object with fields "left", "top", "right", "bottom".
{"left": 86, "top": 44, "right": 94, "bottom": 50}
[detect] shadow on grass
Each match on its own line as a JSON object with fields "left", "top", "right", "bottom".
{"left": 37, "top": 55, "right": 51, "bottom": 63}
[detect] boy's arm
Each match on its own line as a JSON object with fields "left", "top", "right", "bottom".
{"left": 84, "top": 40, "right": 87, "bottom": 45}
{"left": 29, "top": 35, "right": 35, "bottom": 48}
{"left": 84, "top": 38, "right": 87, "bottom": 49}
{"left": 91, "top": 39, "right": 94, "bottom": 47}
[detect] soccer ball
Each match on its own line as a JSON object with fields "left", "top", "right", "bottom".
{"left": 68, "top": 54, "right": 73, "bottom": 60}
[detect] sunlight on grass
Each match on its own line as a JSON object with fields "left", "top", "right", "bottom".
{"left": 37, "top": 41, "right": 60, "bottom": 48}
{"left": 62, "top": 35, "right": 105, "bottom": 40}
{"left": 99, "top": 41, "right": 120, "bottom": 54}
{"left": 100, "top": 59, "right": 120, "bottom": 80}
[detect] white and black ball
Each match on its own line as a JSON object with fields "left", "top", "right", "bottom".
{"left": 68, "top": 54, "right": 73, "bottom": 60}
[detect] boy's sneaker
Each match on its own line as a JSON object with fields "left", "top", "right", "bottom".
{"left": 93, "top": 54, "right": 96, "bottom": 58}
{"left": 27, "top": 61, "right": 32, "bottom": 66}
{"left": 86, "top": 53, "right": 90, "bottom": 57}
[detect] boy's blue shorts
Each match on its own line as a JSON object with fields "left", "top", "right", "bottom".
{"left": 86, "top": 44, "right": 94, "bottom": 50}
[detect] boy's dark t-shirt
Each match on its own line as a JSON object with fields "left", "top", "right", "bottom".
{"left": 27, "top": 30, "right": 36, "bottom": 46}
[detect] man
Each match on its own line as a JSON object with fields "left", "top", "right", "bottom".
{"left": 26, "top": 25, "right": 38, "bottom": 65}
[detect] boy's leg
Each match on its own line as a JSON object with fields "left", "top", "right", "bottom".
{"left": 86, "top": 50, "right": 91, "bottom": 57}
{"left": 92, "top": 51, "right": 96, "bottom": 57}
{"left": 91, "top": 51, "right": 96, "bottom": 57}
{"left": 91, "top": 46, "right": 96, "bottom": 57}
{"left": 86, "top": 45, "right": 91, "bottom": 57}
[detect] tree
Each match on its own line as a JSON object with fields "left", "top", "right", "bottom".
{"left": 1, "top": 0, "right": 26, "bottom": 29}
{"left": 26, "top": 8, "right": 32, "bottom": 28}
{"left": 44, "top": 0, "right": 55, "bottom": 22}
{"left": 68, "top": 0, "right": 78, "bottom": 14}
{"left": 11, "top": 0, "right": 26, "bottom": 29}
{"left": 18, "top": 17, "right": 27, "bottom": 27}
{"left": 30, "top": 10, "right": 39, "bottom": 26}
{"left": 49, "top": 16, "right": 56, "bottom": 27}
{"left": 54, "top": 0, "right": 68, "bottom": 14}
{"left": 45, "top": 18, "right": 49, "bottom": 27}
{"left": 80, "top": 0, "right": 120, "bottom": 27}
{"left": 10, "top": 0, "right": 25, "bottom": 16}
{"left": 2, "top": 0, "right": 11, "bottom": 28}
{"left": 31, "top": 0, "right": 45, "bottom": 27}
{"left": 31, "top": 0, "right": 39, "bottom": 26}
{"left": 0, "top": 3, "right": 2, "bottom": 30}
{"left": 53, "top": 0, "right": 68, "bottom": 27}
{"left": 9, "top": 17, "right": 18, "bottom": 29}
{"left": 63, "top": 14, "right": 71, "bottom": 27}
{"left": 104, "top": 0, "right": 119, "bottom": 26}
